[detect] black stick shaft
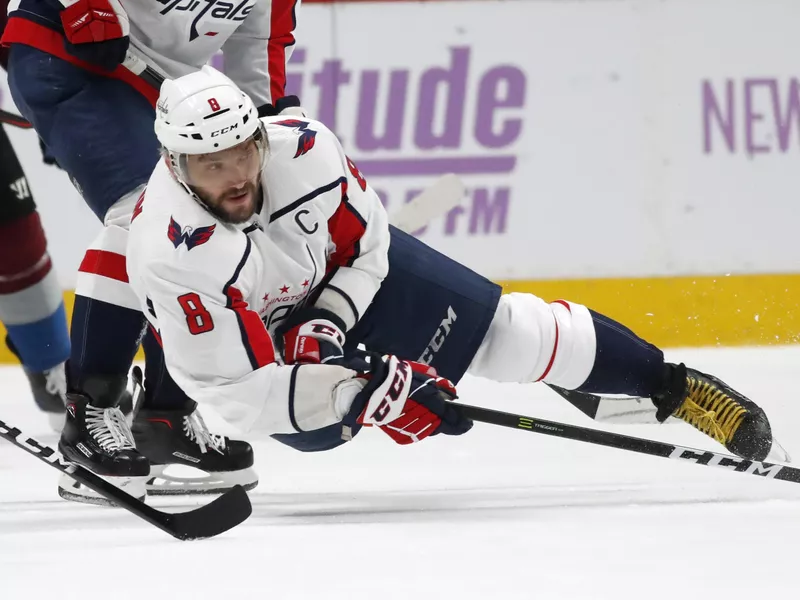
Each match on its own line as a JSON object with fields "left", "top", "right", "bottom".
{"left": 452, "top": 402, "right": 800, "bottom": 484}
{"left": 0, "top": 109, "right": 32, "bottom": 129}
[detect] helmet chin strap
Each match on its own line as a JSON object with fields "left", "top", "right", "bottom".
{"left": 164, "top": 153, "right": 215, "bottom": 216}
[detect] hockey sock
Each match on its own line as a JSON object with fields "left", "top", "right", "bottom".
{"left": 577, "top": 309, "right": 665, "bottom": 397}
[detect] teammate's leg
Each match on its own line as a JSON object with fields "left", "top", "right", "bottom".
{"left": 0, "top": 125, "right": 70, "bottom": 429}
{"left": 8, "top": 43, "right": 257, "bottom": 498}
{"left": 7, "top": 44, "right": 153, "bottom": 478}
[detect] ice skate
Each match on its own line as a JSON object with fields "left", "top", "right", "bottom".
{"left": 132, "top": 402, "right": 257, "bottom": 495}
{"left": 653, "top": 363, "right": 772, "bottom": 461}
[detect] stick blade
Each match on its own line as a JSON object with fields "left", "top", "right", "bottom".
{"left": 389, "top": 173, "right": 465, "bottom": 233}
{"left": 160, "top": 484, "right": 252, "bottom": 541}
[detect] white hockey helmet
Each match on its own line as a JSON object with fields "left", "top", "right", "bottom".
{"left": 155, "top": 65, "right": 261, "bottom": 154}
{"left": 154, "top": 65, "right": 268, "bottom": 190}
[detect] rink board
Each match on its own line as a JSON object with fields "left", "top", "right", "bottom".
{"left": 0, "top": 270, "right": 797, "bottom": 364}
{"left": 0, "top": 0, "right": 798, "bottom": 362}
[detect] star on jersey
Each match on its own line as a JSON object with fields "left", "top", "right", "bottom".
{"left": 167, "top": 217, "right": 216, "bottom": 250}
{"left": 280, "top": 285, "right": 290, "bottom": 294}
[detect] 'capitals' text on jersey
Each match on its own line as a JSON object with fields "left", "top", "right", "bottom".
{"left": 157, "top": 0, "right": 255, "bottom": 42}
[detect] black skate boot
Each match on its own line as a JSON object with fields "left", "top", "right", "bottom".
{"left": 652, "top": 363, "right": 773, "bottom": 461}
{"left": 132, "top": 401, "right": 258, "bottom": 495}
{"left": 57, "top": 374, "right": 148, "bottom": 506}
{"left": 57, "top": 374, "right": 150, "bottom": 504}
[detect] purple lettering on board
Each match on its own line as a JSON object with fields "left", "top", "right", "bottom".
{"left": 414, "top": 47, "right": 470, "bottom": 149}
{"left": 772, "top": 78, "right": 800, "bottom": 152}
{"left": 469, "top": 188, "right": 509, "bottom": 234}
{"left": 356, "top": 70, "right": 409, "bottom": 151}
{"left": 313, "top": 60, "right": 351, "bottom": 134}
{"left": 702, "top": 79, "right": 735, "bottom": 153}
{"left": 744, "top": 79, "right": 773, "bottom": 155}
{"left": 475, "top": 66, "right": 526, "bottom": 148}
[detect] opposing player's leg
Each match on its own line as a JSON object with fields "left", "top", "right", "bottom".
{"left": 0, "top": 125, "right": 70, "bottom": 430}
{"left": 343, "top": 226, "right": 772, "bottom": 461}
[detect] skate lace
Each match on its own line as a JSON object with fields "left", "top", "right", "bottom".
{"left": 183, "top": 411, "right": 227, "bottom": 455}
{"left": 85, "top": 405, "right": 136, "bottom": 452}
{"left": 676, "top": 378, "right": 748, "bottom": 445}
{"left": 44, "top": 364, "right": 67, "bottom": 401}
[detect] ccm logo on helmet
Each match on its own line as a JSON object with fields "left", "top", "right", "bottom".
{"left": 211, "top": 123, "right": 239, "bottom": 137}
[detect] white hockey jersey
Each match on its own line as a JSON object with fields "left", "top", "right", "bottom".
{"left": 4, "top": 0, "right": 298, "bottom": 106}
{"left": 126, "top": 117, "right": 390, "bottom": 435}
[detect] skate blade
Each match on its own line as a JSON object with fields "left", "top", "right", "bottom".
{"left": 766, "top": 438, "right": 792, "bottom": 464}
{"left": 57, "top": 473, "right": 147, "bottom": 507}
{"left": 145, "top": 464, "right": 258, "bottom": 496}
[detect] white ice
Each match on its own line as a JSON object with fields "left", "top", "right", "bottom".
{"left": 1, "top": 346, "right": 799, "bottom": 600}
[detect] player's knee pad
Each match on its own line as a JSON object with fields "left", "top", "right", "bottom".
{"left": 0, "top": 211, "right": 69, "bottom": 370}
{"left": 104, "top": 184, "right": 145, "bottom": 228}
{"left": 271, "top": 420, "right": 363, "bottom": 452}
{"left": 0, "top": 212, "right": 60, "bottom": 310}
{"left": 468, "top": 292, "right": 596, "bottom": 389}
{"left": 75, "top": 222, "right": 140, "bottom": 311}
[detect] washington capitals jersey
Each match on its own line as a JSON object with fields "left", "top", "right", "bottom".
{"left": 2, "top": 0, "right": 298, "bottom": 106}
{"left": 126, "top": 117, "right": 390, "bottom": 435}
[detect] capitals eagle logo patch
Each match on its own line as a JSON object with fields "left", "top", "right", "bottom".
{"left": 167, "top": 217, "right": 216, "bottom": 250}
{"left": 274, "top": 119, "right": 317, "bottom": 158}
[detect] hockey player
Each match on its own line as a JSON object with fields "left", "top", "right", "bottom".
{"left": 1, "top": 0, "right": 302, "bottom": 500}
{"left": 0, "top": 7, "right": 70, "bottom": 430}
{"left": 116, "top": 68, "right": 773, "bottom": 497}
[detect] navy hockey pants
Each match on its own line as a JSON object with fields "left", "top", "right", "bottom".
{"left": 7, "top": 44, "right": 159, "bottom": 220}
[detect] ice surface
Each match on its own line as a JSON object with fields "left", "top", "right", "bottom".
{"left": 1, "top": 346, "right": 799, "bottom": 599}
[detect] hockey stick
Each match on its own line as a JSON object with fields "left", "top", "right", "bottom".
{"left": 123, "top": 52, "right": 166, "bottom": 89}
{"left": 388, "top": 173, "right": 466, "bottom": 234}
{"left": 0, "top": 109, "right": 32, "bottom": 129}
{"left": 452, "top": 402, "right": 798, "bottom": 484}
{"left": 0, "top": 418, "right": 252, "bottom": 540}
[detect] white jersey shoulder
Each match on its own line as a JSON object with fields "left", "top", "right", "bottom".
{"left": 261, "top": 116, "right": 354, "bottom": 216}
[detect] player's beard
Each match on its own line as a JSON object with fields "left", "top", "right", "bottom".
{"left": 199, "top": 181, "right": 262, "bottom": 224}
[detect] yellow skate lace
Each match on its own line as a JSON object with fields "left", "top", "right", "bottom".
{"left": 675, "top": 377, "right": 748, "bottom": 446}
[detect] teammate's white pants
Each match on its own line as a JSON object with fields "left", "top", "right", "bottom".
{"left": 468, "top": 293, "right": 597, "bottom": 390}
{"left": 74, "top": 187, "right": 142, "bottom": 310}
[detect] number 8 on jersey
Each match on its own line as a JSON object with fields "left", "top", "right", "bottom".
{"left": 178, "top": 293, "right": 215, "bottom": 335}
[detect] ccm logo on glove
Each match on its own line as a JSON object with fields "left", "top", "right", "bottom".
{"left": 365, "top": 360, "right": 411, "bottom": 424}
